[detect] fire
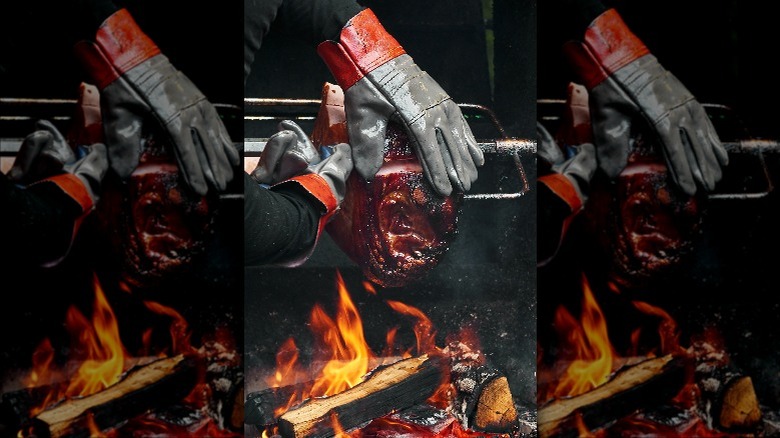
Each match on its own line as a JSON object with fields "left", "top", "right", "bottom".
{"left": 386, "top": 300, "right": 437, "bottom": 356}
{"left": 144, "top": 300, "right": 195, "bottom": 355}
{"left": 263, "top": 271, "right": 467, "bottom": 433}
{"left": 548, "top": 274, "right": 616, "bottom": 399}
{"left": 632, "top": 300, "right": 684, "bottom": 356}
{"left": 26, "top": 274, "right": 128, "bottom": 415}
{"left": 22, "top": 275, "right": 239, "bottom": 437}
{"left": 331, "top": 411, "right": 351, "bottom": 437}
{"left": 309, "top": 271, "right": 375, "bottom": 397}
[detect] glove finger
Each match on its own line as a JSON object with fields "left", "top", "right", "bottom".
{"left": 345, "top": 107, "right": 388, "bottom": 181}
{"left": 192, "top": 124, "right": 227, "bottom": 192}
{"left": 9, "top": 130, "right": 53, "bottom": 181}
{"left": 35, "top": 120, "right": 75, "bottom": 165}
{"left": 170, "top": 127, "right": 207, "bottom": 196}
{"left": 447, "top": 106, "right": 480, "bottom": 187}
{"left": 103, "top": 106, "right": 144, "bottom": 179}
{"left": 316, "top": 142, "right": 353, "bottom": 201}
{"left": 409, "top": 120, "right": 453, "bottom": 196}
{"left": 440, "top": 124, "right": 476, "bottom": 192}
{"left": 590, "top": 105, "right": 633, "bottom": 179}
{"left": 278, "top": 120, "right": 319, "bottom": 162}
{"left": 200, "top": 105, "right": 235, "bottom": 190}
{"left": 657, "top": 127, "right": 696, "bottom": 196}
{"left": 688, "top": 105, "right": 723, "bottom": 190}
{"left": 454, "top": 109, "right": 484, "bottom": 167}
{"left": 253, "top": 130, "right": 295, "bottom": 184}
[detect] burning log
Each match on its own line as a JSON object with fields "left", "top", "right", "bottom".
{"left": 244, "top": 380, "right": 314, "bottom": 426}
{"left": 23, "top": 354, "right": 198, "bottom": 438}
{"left": 278, "top": 354, "right": 444, "bottom": 438}
{"left": 538, "top": 355, "right": 686, "bottom": 438}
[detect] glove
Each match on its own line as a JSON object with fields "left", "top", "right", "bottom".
{"left": 538, "top": 122, "right": 597, "bottom": 206}
{"left": 8, "top": 120, "right": 76, "bottom": 184}
{"left": 74, "top": 8, "right": 240, "bottom": 196}
{"left": 564, "top": 9, "right": 728, "bottom": 196}
{"left": 266, "top": 142, "right": 352, "bottom": 268}
{"left": 64, "top": 143, "right": 110, "bottom": 205}
{"left": 317, "top": 8, "right": 483, "bottom": 196}
{"left": 251, "top": 120, "right": 320, "bottom": 185}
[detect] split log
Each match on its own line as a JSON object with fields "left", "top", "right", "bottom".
{"left": 691, "top": 336, "right": 762, "bottom": 431}
{"left": 278, "top": 354, "right": 444, "bottom": 438}
{"left": 24, "top": 354, "right": 198, "bottom": 438}
{"left": 538, "top": 355, "right": 686, "bottom": 438}
{"left": 447, "top": 341, "right": 518, "bottom": 433}
{"left": 718, "top": 376, "right": 761, "bottom": 430}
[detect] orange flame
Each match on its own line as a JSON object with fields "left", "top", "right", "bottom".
{"left": 632, "top": 300, "right": 683, "bottom": 355}
{"left": 143, "top": 300, "right": 194, "bottom": 355}
{"left": 550, "top": 274, "right": 616, "bottom": 398}
{"left": 309, "top": 271, "right": 375, "bottom": 397}
{"left": 331, "top": 412, "right": 351, "bottom": 437}
{"left": 26, "top": 275, "right": 128, "bottom": 415}
{"left": 386, "top": 300, "right": 437, "bottom": 356}
{"left": 64, "top": 275, "right": 128, "bottom": 397}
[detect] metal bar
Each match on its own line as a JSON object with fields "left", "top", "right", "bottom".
{"left": 243, "top": 139, "right": 535, "bottom": 155}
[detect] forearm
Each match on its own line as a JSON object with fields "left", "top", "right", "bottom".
{"left": 0, "top": 173, "right": 84, "bottom": 265}
{"left": 243, "top": 173, "right": 322, "bottom": 266}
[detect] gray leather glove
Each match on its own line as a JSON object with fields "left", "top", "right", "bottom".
{"left": 318, "top": 9, "right": 483, "bottom": 197}
{"left": 65, "top": 143, "right": 109, "bottom": 205}
{"left": 538, "top": 122, "right": 597, "bottom": 203}
{"left": 8, "top": 120, "right": 76, "bottom": 184}
{"left": 565, "top": 9, "right": 727, "bottom": 196}
{"left": 590, "top": 56, "right": 728, "bottom": 195}
{"left": 75, "top": 9, "right": 239, "bottom": 196}
{"left": 304, "top": 142, "right": 352, "bottom": 207}
{"left": 251, "top": 120, "right": 319, "bottom": 185}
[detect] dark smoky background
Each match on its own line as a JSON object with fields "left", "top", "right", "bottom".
{"left": 538, "top": 1, "right": 780, "bottom": 409}
{"left": 244, "top": 0, "right": 539, "bottom": 410}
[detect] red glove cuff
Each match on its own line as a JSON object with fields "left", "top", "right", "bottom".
{"left": 564, "top": 9, "right": 649, "bottom": 89}
{"left": 317, "top": 8, "right": 406, "bottom": 89}
{"left": 74, "top": 8, "right": 160, "bottom": 89}
{"left": 539, "top": 173, "right": 583, "bottom": 214}
{"left": 33, "top": 173, "right": 94, "bottom": 214}
{"left": 274, "top": 173, "right": 339, "bottom": 219}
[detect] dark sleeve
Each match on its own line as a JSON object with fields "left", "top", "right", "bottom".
{"left": 537, "top": 181, "right": 579, "bottom": 267}
{"left": 0, "top": 173, "right": 84, "bottom": 266}
{"left": 73, "top": 0, "right": 120, "bottom": 39}
{"left": 243, "top": 0, "right": 363, "bottom": 80}
{"left": 542, "top": 0, "right": 607, "bottom": 46}
{"left": 275, "top": 0, "right": 364, "bottom": 44}
{"left": 243, "top": 173, "right": 322, "bottom": 266}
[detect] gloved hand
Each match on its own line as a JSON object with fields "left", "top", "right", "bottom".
{"left": 538, "top": 122, "right": 597, "bottom": 205}
{"left": 317, "top": 8, "right": 483, "bottom": 197}
{"left": 8, "top": 120, "right": 76, "bottom": 184}
{"left": 564, "top": 9, "right": 728, "bottom": 196}
{"left": 64, "top": 143, "right": 110, "bottom": 205}
{"left": 251, "top": 120, "right": 319, "bottom": 185}
{"left": 74, "top": 8, "right": 239, "bottom": 196}
{"left": 256, "top": 119, "right": 353, "bottom": 213}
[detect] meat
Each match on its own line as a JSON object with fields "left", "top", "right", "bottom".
{"left": 583, "top": 134, "right": 703, "bottom": 290}
{"left": 96, "top": 133, "right": 216, "bottom": 288}
{"left": 311, "top": 83, "right": 462, "bottom": 287}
